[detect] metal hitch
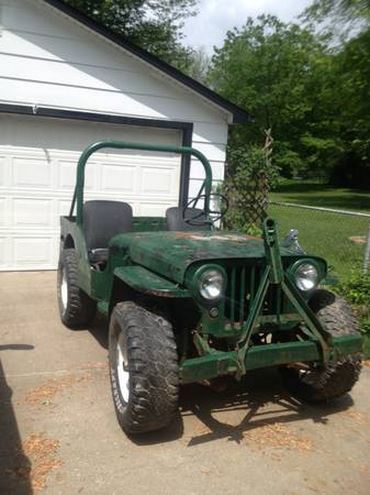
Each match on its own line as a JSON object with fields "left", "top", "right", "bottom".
{"left": 235, "top": 217, "right": 332, "bottom": 376}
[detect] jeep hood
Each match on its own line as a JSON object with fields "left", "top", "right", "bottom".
{"left": 110, "top": 231, "right": 296, "bottom": 285}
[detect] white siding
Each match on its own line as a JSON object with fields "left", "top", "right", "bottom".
{"left": 0, "top": 0, "right": 228, "bottom": 187}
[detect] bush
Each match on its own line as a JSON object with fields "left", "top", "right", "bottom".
{"left": 336, "top": 271, "right": 370, "bottom": 357}
{"left": 222, "top": 132, "right": 280, "bottom": 233}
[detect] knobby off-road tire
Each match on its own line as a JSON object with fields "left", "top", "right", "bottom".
{"left": 281, "top": 289, "right": 362, "bottom": 403}
{"left": 57, "top": 248, "right": 96, "bottom": 328}
{"left": 109, "top": 301, "right": 179, "bottom": 435}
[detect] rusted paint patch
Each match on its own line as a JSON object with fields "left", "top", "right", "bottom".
{"left": 174, "top": 232, "right": 260, "bottom": 242}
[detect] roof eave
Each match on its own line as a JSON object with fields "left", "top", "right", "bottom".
{"left": 41, "top": 0, "right": 252, "bottom": 124}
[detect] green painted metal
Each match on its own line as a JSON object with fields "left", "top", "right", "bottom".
{"left": 233, "top": 218, "right": 332, "bottom": 372}
{"left": 109, "top": 231, "right": 322, "bottom": 285}
{"left": 69, "top": 140, "right": 213, "bottom": 223}
{"left": 263, "top": 218, "right": 284, "bottom": 284}
{"left": 132, "top": 217, "right": 167, "bottom": 232}
{"left": 237, "top": 266, "right": 271, "bottom": 348}
{"left": 281, "top": 276, "right": 332, "bottom": 360}
{"left": 179, "top": 333, "right": 363, "bottom": 384}
{"left": 114, "top": 266, "right": 190, "bottom": 297}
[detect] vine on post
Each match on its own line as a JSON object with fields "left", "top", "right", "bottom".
{"left": 222, "top": 130, "right": 279, "bottom": 234}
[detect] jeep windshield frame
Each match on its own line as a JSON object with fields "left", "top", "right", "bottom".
{"left": 68, "top": 140, "right": 213, "bottom": 225}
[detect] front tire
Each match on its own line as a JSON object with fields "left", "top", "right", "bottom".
{"left": 281, "top": 290, "right": 362, "bottom": 402}
{"left": 109, "top": 301, "right": 179, "bottom": 434}
{"left": 57, "top": 248, "right": 96, "bottom": 328}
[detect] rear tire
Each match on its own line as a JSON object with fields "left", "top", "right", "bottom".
{"left": 109, "top": 301, "right": 179, "bottom": 434}
{"left": 57, "top": 248, "right": 96, "bottom": 328}
{"left": 280, "top": 290, "right": 362, "bottom": 402}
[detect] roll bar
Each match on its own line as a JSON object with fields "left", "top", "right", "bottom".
{"left": 69, "top": 140, "right": 213, "bottom": 225}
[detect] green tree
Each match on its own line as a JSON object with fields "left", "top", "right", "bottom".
{"left": 209, "top": 15, "right": 331, "bottom": 178}
{"left": 185, "top": 47, "right": 211, "bottom": 83}
{"left": 65, "top": 0, "right": 198, "bottom": 68}
{"left": 302, "top": 1, "right": 370, "bottom": 188}
{"left": 327, "top": 30, "right": 370, "bottom": 187}
{"left": 304, "top": 0, "right": 370, "bottom": 24}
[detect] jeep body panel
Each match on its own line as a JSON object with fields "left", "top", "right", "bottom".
{"left": 109, "top": 230, "right": 327, "bottom": 285}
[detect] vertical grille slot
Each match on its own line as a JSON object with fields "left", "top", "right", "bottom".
{"left": 225, "top": 264, "right": 256, "bottom": 323}
{"left": 230, "top": 266, "right": 236, "bottom": 322}
{"left": 239, "top": 266, "right": 246, "bottom": 323}
{"left": 224, "top": 262, "right": 289, "bottom": 323}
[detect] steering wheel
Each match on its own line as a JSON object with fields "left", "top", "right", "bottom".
{"left": 182, "top": 193, "right": 229, "bottom": 226}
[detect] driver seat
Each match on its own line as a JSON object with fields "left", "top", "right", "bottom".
{"left": 166, "top": 207, "right": 211, "bottom": 231}
{"left": 83, "top": 200, "right": 133, "bottom": 266}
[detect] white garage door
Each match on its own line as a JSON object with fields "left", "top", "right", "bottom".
{"left": 0, "top": 114, "right": 182, "bottom": 270}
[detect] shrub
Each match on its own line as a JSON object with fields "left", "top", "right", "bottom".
{"left": 222, "top": 131, "right": 280, "bottom": 233}
{"left": 336, "top": 271, "right": 370, "bottom": 356}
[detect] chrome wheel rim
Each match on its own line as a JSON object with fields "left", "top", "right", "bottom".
{"left": 116, "top": 341, "right": 130, "bottom": 403}
{"left": 61, "top": 268, "right": 68, "bottom": 313}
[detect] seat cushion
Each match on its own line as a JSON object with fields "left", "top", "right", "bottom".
{"left": 166, "top": 207, "right": 211, "bottom": 231}
{"left": 83, "top": 200, "right": 133, "bottom": 251}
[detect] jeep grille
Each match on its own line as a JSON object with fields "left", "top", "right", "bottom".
{"left": 224, "top": 263, "right": 289, "bottom": 323}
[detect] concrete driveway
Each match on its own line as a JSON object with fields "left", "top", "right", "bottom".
{"left": 1, "top": 271, "right": 369, "bottom": 495}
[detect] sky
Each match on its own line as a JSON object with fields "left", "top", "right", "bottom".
{"left": 182, "top": 0, "right": 313, "bottom": 51}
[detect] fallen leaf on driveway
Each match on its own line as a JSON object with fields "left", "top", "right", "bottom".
{"left": 243, "top": 423, "right": 313, "bottom": 452}
{"left": 24, "top": 372, "right": 91, "bottom": 405}
{"left": 8, "top": 433, "right": 63, "bottom": 492}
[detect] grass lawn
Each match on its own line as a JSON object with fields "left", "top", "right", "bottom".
{"left": 269, "top": 181, "right": 370, "bottom": 280}
{"left": 271, "top": 179, "right": 370, "bottom": 213}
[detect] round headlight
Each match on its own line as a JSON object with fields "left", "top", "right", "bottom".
{"left": 295, "top": 263, "right": 319, "bottom": 291}
{"left": 198, "top": 269, "right": 224, "bottom": 300}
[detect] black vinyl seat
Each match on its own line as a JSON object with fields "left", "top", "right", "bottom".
{"left": 166, "top": 207, "right": 211, "bottom": 231}
{"left": 83, "top": 200, "right": 133, "bottom": 265}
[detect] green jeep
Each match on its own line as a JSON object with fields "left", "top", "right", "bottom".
{"left": 57, "top": 140, "right": 363, "bottom": 435}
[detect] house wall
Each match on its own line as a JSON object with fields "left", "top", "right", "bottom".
{"left": 0, "top": 0, "right": 229, "bottom": 195}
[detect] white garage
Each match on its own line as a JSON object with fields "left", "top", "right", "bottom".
{"left": 0, "top": 0, "right": 249, "bottom": 270}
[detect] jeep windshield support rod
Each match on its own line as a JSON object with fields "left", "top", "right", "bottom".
{"left": 69, "top": 140, "right": 213, "bottom": 224}
{"left": 236, "top": 217, "right": 332, "bottom": 376}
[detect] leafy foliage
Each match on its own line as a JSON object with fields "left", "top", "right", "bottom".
{"left": 302, "top": 0, "right": 370, "bottom": 33}
{"left": 208, "top": 13, "right": 370, "bottom": 188}
{"left": 336, "top": 271, "right": 370, "bottom": 336}
{"left": 222, "top": 131, "right": 279, "bottom": 233}
{"left": 185, "top": 47, "right": 211, "bottom": 83}
{"left": 65, "top": 0, "right": 198, "bottom": 69}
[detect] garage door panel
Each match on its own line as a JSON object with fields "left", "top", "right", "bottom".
{"left": 0, "top": 198, "right": 6, "bottom": 226}
{"left": 0, "top": 157, "right": 6, "bottom": 187}
{"left": 13, "top": 237, "right": 54, "bottom": 268}
{"left": 57, "top": 199, "right": 73, "bottom": 218}
{"left": 57, "top": 159, "right": 96, "bottom": 191}
{"left": 141, "top": 167, "right": 176, "bottom": 197}
{"left": 137, "top": 202, "right": 174, "bottom": 216}
{"left": 100, "top": 164, "right": 137, "bottom": 193}
{"left": 0, "top": 237, "right": 6, "bottom": 268}
{"left": 12, "top": 198, "right": 53, "bottom": 229}
{"left": 12, "top": 156, "right": 52, "bottom": 189}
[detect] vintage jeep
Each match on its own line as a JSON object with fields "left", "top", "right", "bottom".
{"left": 57, "top": 140, "right": 363, "bottom": 435}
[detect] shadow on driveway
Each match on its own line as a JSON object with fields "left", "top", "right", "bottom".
{"left": 179, "top": 368, "right": 353, "bottom": 447}
{"left": 0, "top": 351, "right": 33, "bottom": 494}
{"left": 79, "top": 316, "right": 354, "bottom": 447}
